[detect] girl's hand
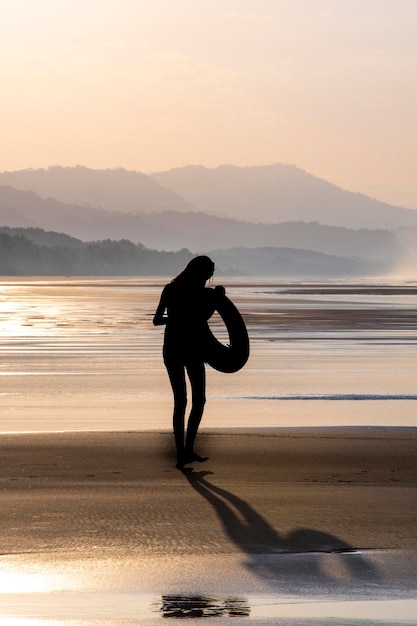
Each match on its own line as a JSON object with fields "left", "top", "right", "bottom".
{"left": 214, "top": 285, "right": 226, "bottom": 298}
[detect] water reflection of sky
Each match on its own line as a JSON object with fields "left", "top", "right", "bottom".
{"left": 2, "top": 594, "right": 417, "bottom": 624}
{"left": 1, "top": 552, "right": 416, "bottom": 622}
{"left": 0, "top": 278, "right": 416, "bottom": 431}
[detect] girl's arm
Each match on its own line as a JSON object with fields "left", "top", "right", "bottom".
{"left": 153, "top": 287, "right": 168, "bottom": 326}
{"left": 205, "top": 285, "right": 226, "bottom": 319}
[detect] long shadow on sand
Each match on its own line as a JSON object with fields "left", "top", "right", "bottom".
{"left": 182, "top": 470, "right": 381, "bottom": 591}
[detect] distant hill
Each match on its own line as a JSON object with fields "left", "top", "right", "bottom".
{"left": 395, "top": 226, "right": 417, "bottom": 256}
{"left": 0, "top": 226, "right": 84, "bottom": 248}
{"left": 0, "top": 184, "right": 106, "bottom": 226}
{"left": 1, "top": 164, "right": 416, "bottom": 230}
{"left": 0, "top": 184, "right": 164, "bottom": 242}
{"left": 0, "top": 226, "right": 388, "bottom": 278}
{"left": 136, "top": 212, "right": 403, "bottom": 260}
{"left": 206, "top": 247, "right": 389, "bottom": 278}
{"left": 0, "top": 166, "right": 195, "bottom": 213}
{"left": 392, "top": 226, "right": 417, "bottom": 277}
{"left": 0, "top": 230, "right": 192, "bottom": 276}
{"left": 0, "top": 186, "right": 404, "bottom": 262}
{"left": 152, "top": 164, "right": 417, "bottom": 229}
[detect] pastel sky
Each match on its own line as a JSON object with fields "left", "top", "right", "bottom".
{"left": 1, "top": 0, "right": 416, "bottom": 208}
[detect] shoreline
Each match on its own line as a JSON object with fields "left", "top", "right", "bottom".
{"left": 1, "top": 423, "right": 417, "bottom": 439}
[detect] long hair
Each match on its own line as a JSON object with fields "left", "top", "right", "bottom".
{"left": 172, "top": 256, "right": 215, "bottom": 288}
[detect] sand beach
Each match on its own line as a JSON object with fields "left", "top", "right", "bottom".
{"left": 1, "top": 278, "right": 417, "bottom": 622}
{"left": 1, "top": 428, "right": 417, "bottom": 623}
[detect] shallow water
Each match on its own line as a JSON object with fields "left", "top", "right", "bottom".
{"left": 1, "top": 277, "right": 417, "bottom": 432}
{"left": 1, "top": 550, "right": 417, "bottom": 623}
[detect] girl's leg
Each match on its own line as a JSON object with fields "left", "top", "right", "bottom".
{"left": 164, "top": 358, "right": 187, "bottom": 465}
{"left": 185, "top": 360, "right": 207, "bottom": 459}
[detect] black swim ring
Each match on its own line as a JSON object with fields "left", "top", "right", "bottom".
{"left": 204, "top": 296, "right": 249, "bottom": 373}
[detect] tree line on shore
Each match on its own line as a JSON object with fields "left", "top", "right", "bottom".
{"left": 0, "top": 226, "right": 392, "bottom": 277}
{"left": 0, "top": 230, "right": 192, "bottom": 276}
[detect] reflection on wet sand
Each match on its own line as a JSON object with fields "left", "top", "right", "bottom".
{"left": 158, "top": 594, "right": 250, "bottom": 618}
{"left": 0, "top": 277, "right": 417, "bottom": 431}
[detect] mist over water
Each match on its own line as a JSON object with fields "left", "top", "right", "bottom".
{"left": 1, "top": 276, "right": 416, "bottom": 432}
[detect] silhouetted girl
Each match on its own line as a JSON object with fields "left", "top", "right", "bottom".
{"left": 153, "top": 256, "right": 224, "bottom": 469}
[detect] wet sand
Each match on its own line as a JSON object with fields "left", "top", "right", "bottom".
{"left": 1, "top": 280, "right": 416, "bottom": 620}
{"left": 2, "top": 428, "right": 417, "bottom": 556}
{"left": 1, "top": 428, "right": 417, "bottom": 623}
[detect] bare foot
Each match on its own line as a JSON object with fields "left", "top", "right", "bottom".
{"left": 184, "top": 452, "right": 209, "bottom": 463}
{"left": 176, "top": 454, "right": 194, "bottom": 470}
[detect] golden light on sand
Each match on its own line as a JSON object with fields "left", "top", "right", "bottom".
{"left": 1, "top": 617, "right": 64, "bottom": 626}
{"left": 0, "top": 289, "right": 60, "bottom": 338}
{"left": 1, "top": 620, "right": 60, "bottom": 626}
{"left": 0, "top": 567, "right": 69, "bottom": 595}
{"left": 0, "top": 298, "right": 29, "bottom": 337}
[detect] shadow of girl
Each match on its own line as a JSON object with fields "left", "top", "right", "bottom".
{"left": 183, "top": 470, "right": 380, "bottom": 587}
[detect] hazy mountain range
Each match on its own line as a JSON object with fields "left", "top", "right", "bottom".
{"left": 0, "top": 227, "right": 389, "bottom": 277}
{"left": 0, "top": 184, "right": 403, "bottom": 260}
{"left": 0, "top": 166, "right": 194, "bottom": 214}
{"left": 1, "top": 164, "right": 416, "bottom": 229}
{"left": 152, "top": 164, "right": 417, "bottom": 228}
{"left": 0, "top": 164, "right": 416, "bottom": 276}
